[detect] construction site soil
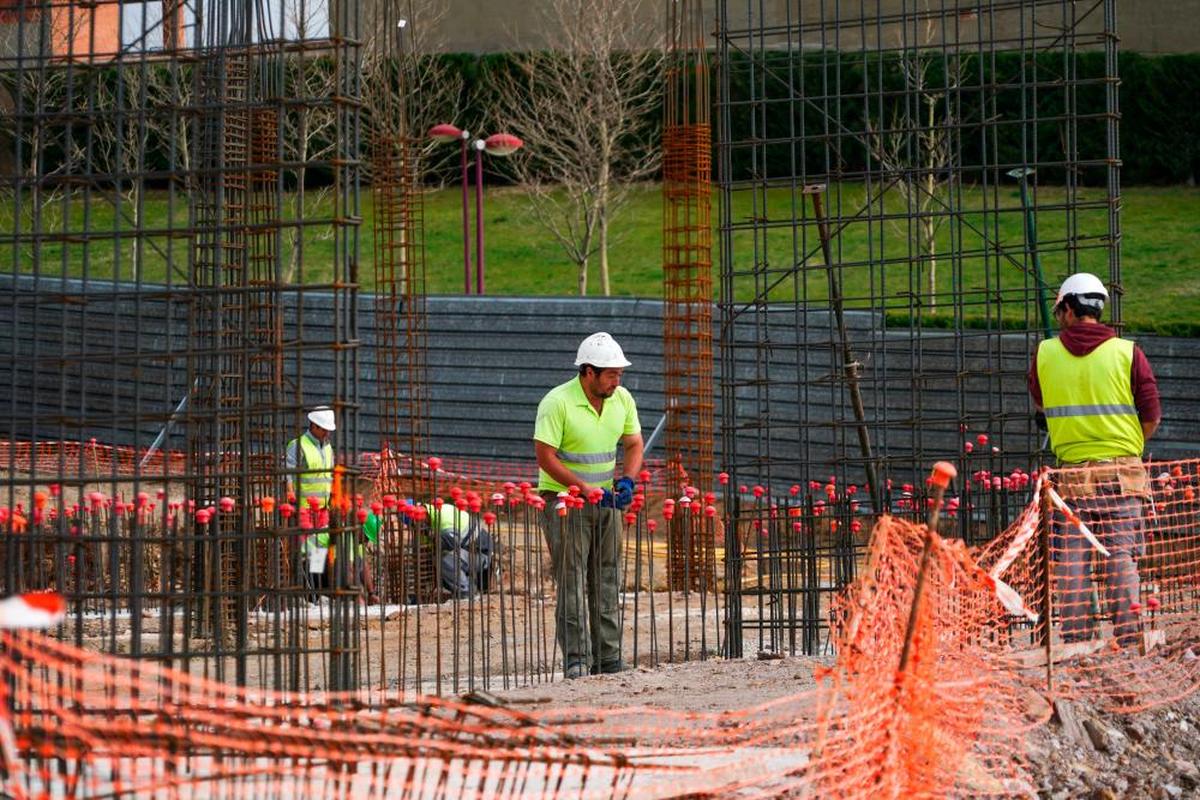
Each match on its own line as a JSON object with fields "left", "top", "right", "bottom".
{"left": 493, "top": 656, "right": 1200, "bottom": 799}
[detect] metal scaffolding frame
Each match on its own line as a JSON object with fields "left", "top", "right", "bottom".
{"left": 1, "top": 0, "right": 363, "bottom": 690}
{"left": 716, "top": 0, "right": 1122, "bottom": 656}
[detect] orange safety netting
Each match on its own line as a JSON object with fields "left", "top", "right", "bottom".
{"left": 0, "top": 440, "right": 673, "bottom": 498}
{"left": 982, "top": 458, "right": 1200, "bottom": 713}
{"left": 0, "top": 440, "right": 187, "bottom": 479}
{"left": 815, "top": 511, "right": 1039, "bottom": 798}
{"left": 2, "top": 459, "right": 1198, "bottom": 798}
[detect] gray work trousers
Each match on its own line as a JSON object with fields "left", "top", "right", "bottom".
{"left": 1052, "top": 482, "right": 1144, "bottom": 647}
{"left": 541, "top": 495, "right": 622, "bottom": 671}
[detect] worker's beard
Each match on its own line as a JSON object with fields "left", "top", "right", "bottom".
{"left": 584, "top": 376, "right": 616, "bottom": 400}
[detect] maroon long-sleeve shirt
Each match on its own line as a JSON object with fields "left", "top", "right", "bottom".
{"left": 1027, "top": 323, "right": 1161, "bottom": 423}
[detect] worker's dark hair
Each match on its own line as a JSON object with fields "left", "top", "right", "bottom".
{"left": 1060, "top": 293, "right": 1104, "bottom": 321}
{"left": 579, "top": 364, "right": 595, "bottom": 377}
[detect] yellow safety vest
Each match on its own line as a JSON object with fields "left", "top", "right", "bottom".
{"left": 1037, "top": 336, "right": 1144, "bottom": 464}
{"left": 289, "top": 433, "right": 333, "bottom": 507}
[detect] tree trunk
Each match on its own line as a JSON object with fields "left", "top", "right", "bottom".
{"left": 925, "top": 212, "right": 937, "bottom": 312}
{"left": 924, "top": 99, "right": 937, "bottom": 312}
{"left": 578, "top": 256, "right": 589, "bottom": 296}
{"left": 598, "top": 156, "right": 611, "bottom": 296}
{"left": 287, "top": 110, "right": 310, "bottom": 285}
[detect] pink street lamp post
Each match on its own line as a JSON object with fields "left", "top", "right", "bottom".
{"left": 427, "top": 123, "right": 472, "bottom": 293}
{"left": 429, "top": 125, "right": 524, "bottom": 294}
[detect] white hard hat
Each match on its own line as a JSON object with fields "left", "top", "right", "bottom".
{"left": 1055, "top": 272, "right": 1108, "bottom": 312}
{"left": 307, "top": 406, "right": 336, "bottom": 432}
{"left": 574, "top": 332, "right": 632, "bottom": 368}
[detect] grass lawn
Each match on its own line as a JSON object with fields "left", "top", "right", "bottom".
{"left": 4, "top": 182, "right": 1197, "bottom": 334}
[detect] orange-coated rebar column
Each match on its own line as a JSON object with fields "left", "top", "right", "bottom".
{"left": 662, "top": 0, "right": 714, "bottom": 592}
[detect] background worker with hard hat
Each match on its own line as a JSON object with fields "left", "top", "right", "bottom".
{"left": 534, "top": 332, "right": 644, "bottom": 679}
{"left": 285, "top": 406, "right": 376, "bottom": 603}
{"left": 1028, "top": 272, "right": 1161, "bottom": 647}
{"left": 286, "top": 405, "right": 336, "bottom": 507}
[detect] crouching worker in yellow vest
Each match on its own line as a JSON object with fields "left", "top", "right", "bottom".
{"left": 1029, "top": 273, "right": 1161, "bottom": 648}
{"left": 400, "top": 502, "right": 495, "bottom": 600}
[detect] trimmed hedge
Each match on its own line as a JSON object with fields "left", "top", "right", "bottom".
{"left": 444, "top": 50, "right": 1199, "bottom": 186}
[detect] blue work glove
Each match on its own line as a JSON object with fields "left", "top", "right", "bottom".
{"left": 613, "top": 477, "right": 635, "bottom": 510}
{"left": 599, "top": 488, "right": 617, "bottom": 508}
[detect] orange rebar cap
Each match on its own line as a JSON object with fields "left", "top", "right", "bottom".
{"left": 930, "top": 461, "right": 958, "bottom": 489}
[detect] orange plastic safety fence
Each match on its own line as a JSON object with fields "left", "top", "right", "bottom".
{"left": 0, "top": 628, "right": 831, "bottom": 799}
{"left": 0, "top": 438, "right": 677, "bottom": 499}
{"left": 3, "top": 460, "right": 1198, "bottom": 798}
{"left": 982, "top": 458, "right": 1200, "bottom": 714}
{"left": 815, "top": 515, "right": 1038, "bottom": 798}
{"left": 0, "top": 440, "right": 187, "bottom": 479}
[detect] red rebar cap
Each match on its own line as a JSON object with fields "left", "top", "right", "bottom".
{"left": 930, "top": 461, "right": 958, "bottom": 489}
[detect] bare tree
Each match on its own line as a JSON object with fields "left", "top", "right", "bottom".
{"left": 359, "top": 0, "right": 465, "bottom": 179}
{"left": 867, "top": 7, "right": 962, "bottom": 312}
{"left": 0, "top": 16, "right": 88, "bottom": 265}
{"left": 277, "top": 0, "right": 339, "bottom": 282}
{"left": 487, "top": 0, "right": 663, "bottom": 296}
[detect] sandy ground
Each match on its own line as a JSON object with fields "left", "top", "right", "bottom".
{"left": 496, "top": 651, "right": 830, "bottom": 713}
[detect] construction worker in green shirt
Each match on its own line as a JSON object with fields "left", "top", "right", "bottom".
{"left": 534, "top": 332, "right": 643, "bottom": 679}
{"left": 1029, "top": 273, "right": 1161, "bottom": 647}
{"left": 402, "top": 502, "right": 495, "bottom": 598}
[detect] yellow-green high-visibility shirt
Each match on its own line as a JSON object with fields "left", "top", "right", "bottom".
{"left": 424, "top": 503, "right": 472, "bottom": 535}
{"left": 1037, "top": 335, "right": 1144, "bottom": 464}
{"left": 534, "top": 377, "right": 640, "bottom": 493}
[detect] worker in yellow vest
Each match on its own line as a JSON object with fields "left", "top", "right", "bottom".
{"left": 285, "top": 407, "right": 341, "bottom": 593}
{"left": 286, "top": 406, "right": 335, "bottom": 507}
{"left": 1029, "top": 273, "right": 1161, "bottom": 647}
{"left": 534, "top": 332, "right": 643, "bottom": 679}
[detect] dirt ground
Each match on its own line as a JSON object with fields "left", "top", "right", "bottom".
{"left": 495, "top": 651, "right": 831, "bottom": 714}
{"left": 1026, "top": 691, "right": 1200, "bottom": 799}
{"left": 490, "top": 653, "right": 1200, "bottom": 799}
